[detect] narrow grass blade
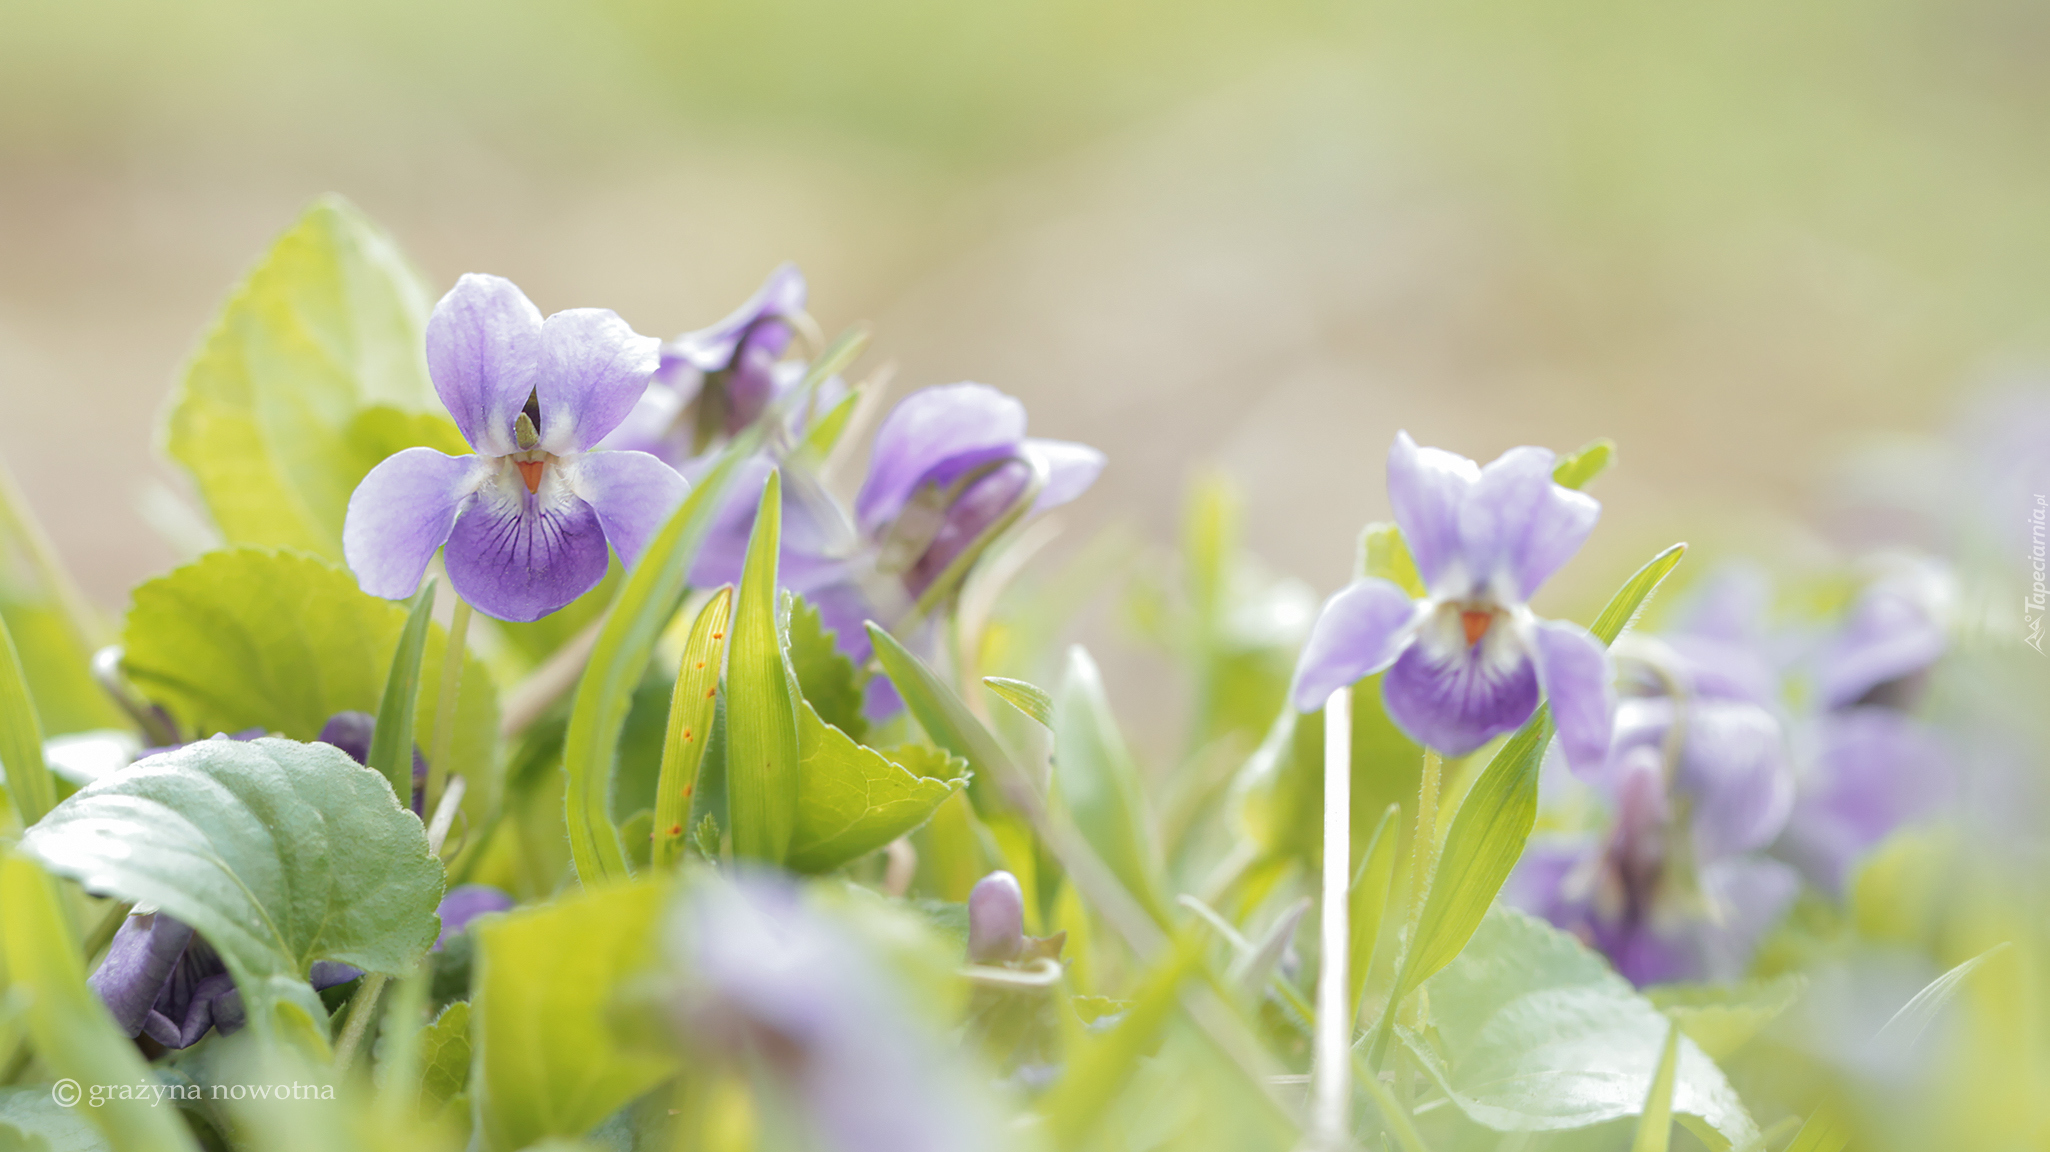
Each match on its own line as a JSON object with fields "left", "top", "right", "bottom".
{"left": 653, "top": 588, "right": 732, "bottom": 869}
{"left": 1348, "top": 802, "right": 1402, "bottom": 1025}
{"left": 1, "top": 854, "right": 200, "bottom": 1150}
{"left": 1041, "top": 932, "right": 1206, "bottom": 1149}
{"left": 369, "top": 580, "right": 436, "bottom": 806}
{"left": 1871, "top": 942, "right": 2011, "bottom": 1055}
{"left": 0, "top": 611, "right": 55, "bottom": 827}
{"left": 563, "top": 438, "right": 755, "bottom": 884}
{"left": 725, "top": 470, "right": 800, "bottom": 864}
{"left": 1630, "top": 1018, "right": 1682, "bottom": 1152}
{"left": 1781, "top": 1098, "right": 1850, "bottom": 1152}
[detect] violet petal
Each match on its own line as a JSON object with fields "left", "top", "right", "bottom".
{"left": 535, "top": 308, "right": 663, "bottom": 454}
{"left": 1386, "top": 431, "right": 1479, "bottom": 595}
{"left": 562, "top": 449, "right": 689, "bottom": 571}
{"left": 1289, "top": 577, "right": 1419, "bottom": 712}
{"left": 426, "top": 273, "right": 544, "bottom": 456}
{"left": 342, "top": 448, "right": 483, "bottom": 601}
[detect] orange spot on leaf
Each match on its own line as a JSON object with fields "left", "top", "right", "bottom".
{"left": 668, "top": 824, "right": 683, "bottom": 836}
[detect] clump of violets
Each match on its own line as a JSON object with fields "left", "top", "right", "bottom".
{"left": 344, "top": 273, "right": 686, "bottom": 622}
{"left": 695, "top": 381, "right": 1105, "bottom": 715}
{"left": 1292, "top": 432, "right": 1613, "bottom": 771}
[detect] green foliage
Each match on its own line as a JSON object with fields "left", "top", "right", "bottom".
{"left": 787, "top": 700, "right": 967, "bottom": 874}
{"left": 785, "top": 593, "right": 866, "bottom": 740}
{"left": 0, "top": 463, "right": 121, "bottom": 738}
{"left": 724, "top": 471, "right": 800, "bottom": 864}
{"left": 0, "top": 612, "right": 55, "bottom": 828}
{"left": 369, "top": 582, "right": 436, "bottom": 803}
{"left": 561, "top": 439, "right": 754, "bottom": 884}
{"left": 1630, "top": 1020, "right": 1682, "bottom": 1152}
{"left": 1552, "top": 438, "right": 1617, "bottom": 490}
{"left": 868, "top": 622, "right": 1029, "bottom": 816}
{"left": 1356, "top": 522, "right": 1425, "bottom": 596}
{"left": 0, "top": 1086, "right": 109, "bottom": 1152}
{"left": 1347, "top": 803, "right": 1402, "bottom": 1024}
{"left": 164, "top": 196, "right": 446, "bottom": 560}
{"left": 118, "top": 549, "right": 497, "bottom": 796}
{"left": 1041, "top": 932, "right": 1207, "bottom": 1149}
{"left": 0, "top": 856, "right": 201, "bottom": 1152}
{"left": 415, "top": 1003, "right": 473, "bottom": 1121}
{"left": 471, "top": 880, "right": 676, "bottom": 1152}
{"left": 1646, "top": 975, "right": 1805, "bottom": 1060}
{"left": 1401, "top": 908, "right": 1759, "bottom": 1145}
{"left": 983, "top": 676, "right": 1054, "bottom": 729}
{"left": 652, "top": 589, "right": 730, "bottom": 869}
{"left": 20, "top": 738, "right": 444, "bottom": 1034}
{"left": 1054, "top": 647, "right": 1164, "bottom": 920}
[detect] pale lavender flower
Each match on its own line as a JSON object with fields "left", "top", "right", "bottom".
{"left": 667, "top": 875, "right": 1003, "bottom": 1152}
{"left": 1777, "top": 709, "right": 1954, "bottom": 895}
{"left": 343, "top": 273, "right": 685, "bottom": 623}
{"left": 1812, "top": 560, "right": 1950, "bottom": 711}
{"left": 1291, "top": 432, "right": 1613, "bottom": 770}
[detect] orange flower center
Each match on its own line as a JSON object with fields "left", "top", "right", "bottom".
{"left": 1461, "top": 609, "right": 1492, "bottom": 647}
{"left": 515, "top": 459, "right": 546, "bottom": 494}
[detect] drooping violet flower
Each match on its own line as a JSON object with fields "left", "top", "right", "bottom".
{"left": 344, "top": 274, "right": 686, "bottom": 623}
{"left": 1291, "top": 432, "right": 1613, "bottom": 770}
{"left": 316, "top": 710, "right": 427, "bottom": 814}
{"left": 666, "top": 874, "right": 1004, "bottom": 1152}
{"left": 691, "top": 382, "right": 1105, "bottom": 715}
{"left": 599, "top": 263, "right": 825, "bottom": 468}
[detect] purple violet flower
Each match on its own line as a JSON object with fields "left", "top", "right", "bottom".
{"left": 667, "top": 874, "right": 1002, "bottom": 1152}
{"left": 1291, "top": 432, "right": 1614, "bottom": 771}
{"left": 1506, "top": 685, "right": 1799, "bottom": 985}
{"left": 599, "top": 263, "right": 823, "bottom": 468}
{"left": 691, "top": 382, "right": 1105, "bottom": 716}
{"left": 1811, "top": 560, "right": 1950, "bottom": 711}
{"left": 343, "top": 273, "right": 686, "bottom": 623}
{"left": 1776, "top": 708, "right": 1954, "bottom": 896}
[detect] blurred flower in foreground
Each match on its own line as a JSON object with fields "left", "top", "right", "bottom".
{"left": 695, "top": 382, "right": 1105, "bottom": 716}
{"left": 1291, "top": 431, "right": 1613, "bottom": 771}
{"left": 665, "top": 873, "right": 1002, "bottom": 1152}
{"left": 1507, "top": 695, "right": 1799, "bottom": 985}
{"left": 343, "top": 273, "right": 685, "bottom": 622}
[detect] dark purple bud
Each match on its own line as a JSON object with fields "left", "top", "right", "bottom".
{"left": 967, "top": 871, "right": 1026, "bottom": 963}
{"left": 435, "top": 884, "right": 515, "bottom": 950}
{"left": 318, "top": 710, "right": 429, "bottom": 814}
{"left": 88, "top": 913, "right": 195, "bottom": 1037}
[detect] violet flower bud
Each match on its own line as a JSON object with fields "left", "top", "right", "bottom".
{"left": 967, "top": 871, "right": 1026, "bottom": 963}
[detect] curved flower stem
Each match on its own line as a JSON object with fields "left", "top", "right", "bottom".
{"left": 1311, "top": 686, "right": 1354, "bottom": 1148}
{"left": 426, "top": 596, "right": 472, "bottom": 818}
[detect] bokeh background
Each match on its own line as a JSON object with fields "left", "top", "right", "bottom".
{"left": 6, "top": 0, "right": 2049, "bottom": 745}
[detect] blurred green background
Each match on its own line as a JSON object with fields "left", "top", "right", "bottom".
{"left": 4, "top": 0, "right": 2049, "bottom": 724}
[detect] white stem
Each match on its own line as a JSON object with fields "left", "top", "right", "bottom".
{"left": 427, "top": 775, "right": 467, "bottom": 857}
{"left": 1312, "top": 686, "right": 1353, "bottom": 1147}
